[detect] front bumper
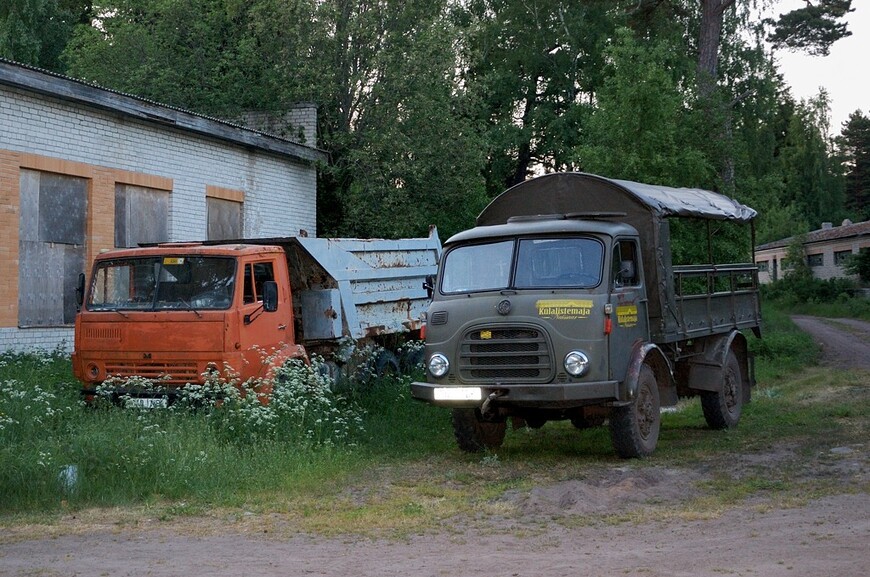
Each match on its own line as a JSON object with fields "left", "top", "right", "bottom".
{"left": 410, "top": 380, "right": 620, "bottom": 409}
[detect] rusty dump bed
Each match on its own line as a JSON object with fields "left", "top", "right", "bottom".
{"left": 285, "top": 229, "right": 442, "bottom": 341}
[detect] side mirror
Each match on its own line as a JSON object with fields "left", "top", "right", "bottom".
{"left": 262, "top": 281, "right": 278, "bottom": 312}
{"left": 423, "top": 275, "right": 436, "bottom": 299}
{"left": 76, "top": 272, "right": 86, "bottom": 308}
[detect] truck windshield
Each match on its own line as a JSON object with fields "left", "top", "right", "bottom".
{"left": 87, "top": 256, "right": 236, "bottom": 311}
{"left": 440, "top": 237, "right": 603, "bottom": 294}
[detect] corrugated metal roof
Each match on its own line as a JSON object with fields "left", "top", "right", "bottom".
{"left": 756, "top": 220, "right": 870, "bottom": 251}
{"left": 0, "top": 58, "right": 327, "bottom": 163}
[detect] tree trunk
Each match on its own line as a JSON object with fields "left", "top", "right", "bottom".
{"left": 697, "top": 0, "right": 733, "bottom": 97}
{"left": 697, "top": 0, "right": 736, "bottom": 190}
{"left": 508, "top": 78, "right": 539, "bottom": 187}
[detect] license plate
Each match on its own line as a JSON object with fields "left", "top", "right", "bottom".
{"left": 126, "top": 397, "right": 168, "bottom": 409}
{"left": 433, "top": 387, "right": 482, "bottom": 401}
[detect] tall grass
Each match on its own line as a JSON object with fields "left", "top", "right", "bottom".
{"left": 749, "top": 304, "right": 819, "bottom": 382}
{"left": 0, "top": 349, "right": 450, "bottom": 513}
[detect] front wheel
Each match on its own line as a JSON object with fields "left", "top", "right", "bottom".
{"left": 609, "top": 364, "right": 661, "bottom": 458}
{"left": 701, "top": 349, "right": 743, "bottom": 429}
{"left": 451, "top": 408, "right": 506, "bottom": 453}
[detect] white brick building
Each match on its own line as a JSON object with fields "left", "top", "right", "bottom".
{"left": 0, "top": 59, "right": 326, "bottom": 353}
{"left": 755, "top": 220, "right": 870, "bottom": 283}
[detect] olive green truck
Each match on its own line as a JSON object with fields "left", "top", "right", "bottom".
{"left": 411, "top": 172, "right": 762, "bottom": 457}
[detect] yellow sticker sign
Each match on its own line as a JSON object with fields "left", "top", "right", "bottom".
{"left": 480, "top": 330, "right": 492, "bottom": 340}
{"left": 616, "top": 304, "right": 639, "bottom": 327}
{"left": 536, "top": 299, "right": 593, "bottom": 320}
{"left": 162, "top": 257, "right": 185, "bottom": 265}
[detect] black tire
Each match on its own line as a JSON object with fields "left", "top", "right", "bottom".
{"left": 399, "top": 346, "right": 425, "bottom": 373}
{"left": 701, "top": 349, "right": 743, "bottom": 429}
{"left": 374, "top": 349, "right": 400, "bottom": 377}
{"left": 451, "top": 408, "right": 507, "bottom": 453}
{"left": 609, "top": 364, "right": 661, "bottom": 458}
{"left": 316, "top": 360, "right": 343, "bottom": 388}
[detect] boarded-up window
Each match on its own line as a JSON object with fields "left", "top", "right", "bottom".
{"left": 18, "top": 170, "right": 87, "bottom": 327}
{"left": 115, "top": 184, "right": 169, "bottom": 248}
{"left": 834, "top": 250, "right": 853, "bottom": 266}
{"left": 207, "top": 196, "right": 242, "bottom": 240}
{"left": 807, "top": 253, "right": 823, "bottom": 267}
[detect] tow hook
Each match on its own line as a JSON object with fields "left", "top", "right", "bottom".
{"left": 480, "top": 390, "right": 504, "bottom": 419}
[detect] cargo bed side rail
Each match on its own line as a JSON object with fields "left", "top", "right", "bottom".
{"left": 670, "top": 263, "right": 761, "bottom": 340}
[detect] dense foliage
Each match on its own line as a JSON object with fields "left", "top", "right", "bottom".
{"left": 1, "top": 0, "right": 866, "bottom": 245}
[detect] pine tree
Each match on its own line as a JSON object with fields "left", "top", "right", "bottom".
{"left": 839, "top": 111, "right": 870, "bottom": 219}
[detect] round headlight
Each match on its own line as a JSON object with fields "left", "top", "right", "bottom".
{"left": 87, "top": 363, "right": 101, "bottom": 379}
{"left": 427, "top": 353, "right": 450, "bottom": 378}
{"left": 564, "top": 351, "right": 590, "bottom": 377}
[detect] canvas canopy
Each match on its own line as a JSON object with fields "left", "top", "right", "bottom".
{"left": 477, "top": 173, "right": 756, "bottom": 226}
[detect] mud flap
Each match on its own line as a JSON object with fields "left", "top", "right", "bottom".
{"left": 685, "top": 330, "right": 749, "bottom": 397}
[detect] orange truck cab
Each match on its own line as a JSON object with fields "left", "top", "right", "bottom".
{"left": 72, "top": 243, "right": 306, "bottom": 399}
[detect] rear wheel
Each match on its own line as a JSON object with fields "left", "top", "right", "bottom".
{"left": 609, "top": 364, "right": 661, "bottom": 458}
{"left": 701, "top": 349, "right": 743, "bottom": 429}
{"left": 374, "top": 349, "right": 400, "bottom": 377}
{"left": 451, "top": 408, "right": 507, "bottom": 452}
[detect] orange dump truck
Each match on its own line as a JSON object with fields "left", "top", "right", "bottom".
{"left": 71, "top": 229, "right": 441, "bottom": 404}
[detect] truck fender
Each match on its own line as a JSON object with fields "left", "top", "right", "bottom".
{"left": 263, "top": 343, "right": 309, "bottom": 382}
{"left": 683, "top": 331, "right": 752, "bottom": 402}
{"left": 621, "top": 341, "right": 676, "bottom": 406}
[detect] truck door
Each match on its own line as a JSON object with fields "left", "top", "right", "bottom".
{"left": 608, "top": 239, "right": 650, "bottom": 382}
{"left": 237, "top": 259, "right": 290, "bottom": 365}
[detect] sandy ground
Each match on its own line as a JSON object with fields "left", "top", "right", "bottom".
{"left": 1, "top": 316, "right": 868, "bottom": 577}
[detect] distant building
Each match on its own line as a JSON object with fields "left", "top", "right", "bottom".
{"left": 0, "top": 59, "right": 327, "bottom": 353}
{"left": 755, "top": 219, "right": 870, "bottom": 283}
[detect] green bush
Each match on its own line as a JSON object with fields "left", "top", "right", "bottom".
{"left": 761, "top": 275, "right": 857, "bottom": 305}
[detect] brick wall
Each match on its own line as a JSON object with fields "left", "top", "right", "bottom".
{"left": 237, "top": 103, "right": 318, "bottom": 147}
{"left": 756, "top": 239, "right": 870, "bottom": 284}
{"left": 0, "top": 85, "right": 318, "bottom": 353}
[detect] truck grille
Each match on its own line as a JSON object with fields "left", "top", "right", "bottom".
{"left": 105, "top": 361, "right": 200, "bottom": 384}
{"left": 458, "top": 327, "right": 553, "bottom": 382}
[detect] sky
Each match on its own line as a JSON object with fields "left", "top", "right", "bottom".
{"left": 768, "top": 0, "right": 869, "bottom": 134}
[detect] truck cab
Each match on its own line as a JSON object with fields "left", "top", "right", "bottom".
{"left": 72, "top": 243, "right": 305, "bottom": 400}
{"left": 416, "top": 217, "right": 646, "bottom": 401}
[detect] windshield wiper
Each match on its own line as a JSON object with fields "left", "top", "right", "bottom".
{"left": 176, "top": 298, "right": 203, "bottom": 318}
{"left": 93, "top": 307, "right": 129, "bottom": 318}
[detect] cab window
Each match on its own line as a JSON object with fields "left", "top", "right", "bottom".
{"left": 243, "top": 261, "right": 275, "bottom": 304}
{"left": 612, "top": 241, "right": 640, "bottom": 288}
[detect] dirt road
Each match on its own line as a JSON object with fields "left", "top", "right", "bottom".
{"left": 0, "top": 492, "right": 867, "bottom": 577}
{"left": 1, "top": 317, "right": 868, "bottom": 577}
{"left": 791, "top": 315, "right": 870, "bottom": 369}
